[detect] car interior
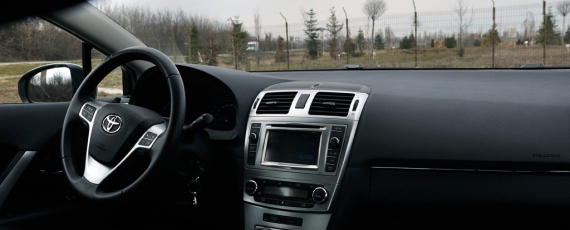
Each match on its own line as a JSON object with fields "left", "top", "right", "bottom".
{"left": 2, "top": 1, "right": 570, "bottom": 229}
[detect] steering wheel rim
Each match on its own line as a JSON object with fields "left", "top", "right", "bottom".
{"left": 61, "top": 46, "right": 186, "bottom": 200}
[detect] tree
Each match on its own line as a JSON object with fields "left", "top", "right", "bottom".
{"left": 536, "top": 9, "right": 561, "bottom": 45}
{"left": 385, "top": 26, "right": 394, "bottom": 49}
{"left": 430, "top": 39, "right": 435, "bottom": 48}
{"left": 202, "top": 31, "right": 220, "bottom": 66}
{"left": 326, "top": 7, "right": 343, "bottom": 58}
{"left": 523, "top": 11, "right": 536, "bottom": 42}
{"left": 189, "top": 23, "right": 202, "bottom": 63}
{"left": 452, "top": 0, "right": 473, "bottom": 57}
{"left": 254, "top": 9, "right": 262, "bottom": 65}
{"left": 482, "top": 24, "right": 501, "bottom": 46}
{"left": 275, "top": 36, "right": 286, "bottom": 62}
{"left": 565, "top": 27, "right": 570, "bottom": 44}
{"left": 374, "top": 32, "right": 385, "bottom": 49}
{"left": 303, "top": 9, "right": 320, "bottom": 60}
{"left": 557, "top": 1, "right": 570, "bottom": 42}
{"left": 228, "top": 16, "right": 250, "bottom": 70}
{"left": 399, "top": 35, "right": 413, "bottom": 49}
{"left": 363, "top": 0, "right": 387, "bottom": 59}
{"left": 444, "top": 36, "right": 457, "bottom": 48}
{"left": 356, "top": 29, "right": 365, "bottom": 53}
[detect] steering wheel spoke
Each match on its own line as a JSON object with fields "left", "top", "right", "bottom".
{"left": 83, "top": 123, "right": 166, "bottom": 184}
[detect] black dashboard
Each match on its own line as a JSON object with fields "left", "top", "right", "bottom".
{"left": 132, "top": 64, "right": 570, "bottom": 229}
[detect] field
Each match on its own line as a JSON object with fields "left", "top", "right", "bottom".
{"left": 0, "top": 59, "right": 122, "bottom": 104}
{"left": 218, "top": 45, "right": 570, "bottom": 71}
{"left": 1, "top": 44, "right": 569, "bottom": 104}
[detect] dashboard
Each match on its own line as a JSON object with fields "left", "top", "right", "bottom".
{"left": 130, "top": 64, "right": 570, "bottom": 229}
{"left": 131, "top": 66, "right": 238, "bottom": 138}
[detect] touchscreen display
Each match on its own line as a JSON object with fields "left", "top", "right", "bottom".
{"left": 264, "top": 130, "right": 321, "bottom": 165}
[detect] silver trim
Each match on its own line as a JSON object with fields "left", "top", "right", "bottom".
{"left": 372, "top": 166, "right": 570, "bottom": 174}
{"left": 312, "top": 187, "right": 328, "bottom": 204}
{"left": 79, "top": 102, "right": 166, "bottom": 184}
{"left": 244, "top": 88, "right": 368, "bottom": 213}
{"left": 372, "top": 166, "right": 476, "bottom": 172}
{"left": 245, "top": 180, "right": 258, "bottom": 195}
{"left": 0, "top": 151, "right": 36, "bottom": 210}
{"left": 101, "top": 114, "right": 123, "bottom": 134}
{"left": 245, "top": 203, "right": 331, "bottom": 230}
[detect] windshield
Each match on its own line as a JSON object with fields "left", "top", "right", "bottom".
{"left": 90, "top": 0, "right": 570, "bottom": 70}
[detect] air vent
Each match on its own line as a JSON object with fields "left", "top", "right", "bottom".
{"left": 309, "top": 92, "right": 355, "bottom": 116}
{"left": 256, "top": 92, "right": 297, "bottom": 114}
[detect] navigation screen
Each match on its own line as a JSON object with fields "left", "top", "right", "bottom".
{"left": 264, "top": 130, "right": 321, "bottom": 165}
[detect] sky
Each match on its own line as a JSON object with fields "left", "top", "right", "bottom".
{"left": 108, "top": 0, "right": 543, "bottom": 27}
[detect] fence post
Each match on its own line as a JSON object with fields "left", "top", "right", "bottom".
{"left": 343, "top": 7, "right": 349, "bottom": 65}
{"left": 542, "top": 0, "right": 546, "bottom": 65}
{"left": 491, "top": 0, "right": 492, "bottom": 68}
{"left": 413, "top": 1, "right": 417, "bottom": 68}
{"left": 280, "top": 13, "right": 290, "bottom": 70}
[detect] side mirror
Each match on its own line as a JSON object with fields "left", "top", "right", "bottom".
{"left": 18, "top": 63, "right": 83, "bottom": 103}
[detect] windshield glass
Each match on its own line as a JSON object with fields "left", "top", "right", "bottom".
{"left": 91, "top": 0, "right": 569, "bottom": 70}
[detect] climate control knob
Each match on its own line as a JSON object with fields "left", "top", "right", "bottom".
{"left": 244, "top": 180, "right": 258, "bottom": 195}
{"left": 312, "top": 187, "right": 328, "bottom": 204}
{"left": 329, "top": 137, "right": 340, "bottom": 148}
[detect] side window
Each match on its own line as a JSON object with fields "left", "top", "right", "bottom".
{"left": 0, "top": 17, "right": 125, "bottom": 104}
{"left": 92, "top": 49, "right": 123, "bottom": 99}
{"left": 0, "top": 17, "right": 82, "bottom": 104}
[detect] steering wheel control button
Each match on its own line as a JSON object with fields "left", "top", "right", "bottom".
{"left": 81, "top": 105, "right": 97, "bottom": 122}
{"left": 101, "top": 114, "right": 123, "bottom": 134}
{"left": 312, "top": 187, "right": 328, "bottom": 204}
{"left": 325, "top": 164, "right": 337, "bottom": 172}
{"left": 295, "top": 94, "right": 310, "bottom": 109}
{"left": 244, "top": 180, "right": 258, "bottom": 195}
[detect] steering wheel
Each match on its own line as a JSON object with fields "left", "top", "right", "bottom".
{"left": 61, "top": 46, "right": 186, "bottom": 200}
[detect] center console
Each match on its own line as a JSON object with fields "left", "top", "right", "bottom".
{"left": 243, "top": 82, "right": 369, "bottom": 230}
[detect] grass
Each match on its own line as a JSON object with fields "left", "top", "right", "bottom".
{"left": 2, "top": 44, "right": 570, "bottom": 103}
{"left": 0, "top": 59, "right": 122, "bottom": 104}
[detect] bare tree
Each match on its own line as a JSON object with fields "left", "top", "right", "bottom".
{"left": 523, "top": 11, "right": 535, "bottom": 42}
{"left": 254, "top": 9, "right": 262, "bottom": 66}
{"left": 363, "top": 0, "right": 387, "bottom": 60}
{"left": 557, "top": 1, "right": 570, "bottom": 42}
{"left": 452, "top": 0, "right": 473, "bottom": 57}
{"left": 384, "top": 26, "right": 394, "bottom": 50}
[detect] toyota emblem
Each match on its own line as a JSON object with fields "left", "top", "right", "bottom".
{"left": 102, "top": 114, "right": 123, "bottom": 134}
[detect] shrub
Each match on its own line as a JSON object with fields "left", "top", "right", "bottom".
{"left": 444, "top": 36, "right": 457, "bottom": 48}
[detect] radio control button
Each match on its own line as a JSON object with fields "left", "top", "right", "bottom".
{"left": 312, "top": 187, "right": 328, "bottom": 204}
{"left": 326, "top": 157, "right": 338, "bottom": 164}
{"left": 332, "top": 126, "right": 346, "bottom": 132}
{"left": 329, "top": 137, "right": 340, "bottom": 148}
{"left": 328, "top": 150, "right": 339, "bottom": 157}
{"left": 244, "top": 180, "right": 258, "bottom": 195}
{"left": 248, "top": 144, "right": 257, "bottom": 152}
{"left": 247, "top": 157, "right": 255, "bottom": 165}
{"left": 249, "top": 133, "right": 258, "bottom": 143}
{"left": 325, "top": 164, "right": 337, "bottom": 172}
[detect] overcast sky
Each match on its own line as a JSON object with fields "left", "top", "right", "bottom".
{"left": 110, "top": 0, "right": 542, "bottom": 27}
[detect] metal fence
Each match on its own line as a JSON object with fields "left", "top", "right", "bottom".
{"left": 142, "top": 1, "right": 570, "bottom": 70}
